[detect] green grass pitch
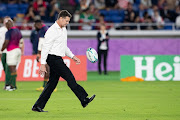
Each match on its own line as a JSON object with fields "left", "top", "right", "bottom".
{"left": 0, "top": 72, "right": 180, "bottom": 120}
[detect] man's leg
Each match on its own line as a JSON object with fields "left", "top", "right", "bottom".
{"left": 1, "top": 53, "right": 10, "bottom": 87}
{"left": 98, "top": 50, "right": 102, "bottom": 74}
{"left": 50, "top": 57, "right": 88, "bottom": 102}
{"left": 56, "top": 60, "right": 95, "bottom": 107}
{"left": 33, "top": 67, "right": 60, "bottom": 109}
{"left": 8, "top": 66, "right": 17, "bottom": 90}
{"left": 103, "top": 50, "right": 108, "bottom": 74}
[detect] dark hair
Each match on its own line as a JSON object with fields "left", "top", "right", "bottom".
{"left": 34, "top": 19, "right": 42, "bottom": 23}
{"left": 57, "top": 10, "right": 72, "bottom": 19}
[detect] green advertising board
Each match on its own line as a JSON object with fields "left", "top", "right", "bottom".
{"left": 120, "top": 55, "right": 180, "bottom": 81}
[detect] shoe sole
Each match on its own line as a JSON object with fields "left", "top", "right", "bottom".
{"left": 83, "top": 94, "right": 96, "bottom": 108}
{"left": 89, "top": 95, "right": 96, "bottom": 103}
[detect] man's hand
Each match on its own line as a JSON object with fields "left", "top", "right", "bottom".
{"left": 36, "top": 54, "right": 40, "bottom": 62}
{"left": 0, "top": 54, "right": 2, "bottom": 59}
{"left": 72, "top": 56, "right": 81, "bottom": 64}
{"left": 39, "top": 64, "right": 47, "bottom": 77}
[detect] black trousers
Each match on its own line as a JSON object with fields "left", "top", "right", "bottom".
{"left": 34, "top": 54, "right": 88, "bottom": 109}
{"left": 98, "top": 49, "right": 108, "bottom": 74}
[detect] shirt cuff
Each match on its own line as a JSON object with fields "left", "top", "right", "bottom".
{"left": 69, "top": 53, "right": 74, "bottom": 59}
{"left": 41, "top": 60, "right": 47, "bottom": 64}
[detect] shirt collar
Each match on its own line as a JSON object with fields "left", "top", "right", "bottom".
{"left": 55, "top": 21, "right": 61, "bottom": 29}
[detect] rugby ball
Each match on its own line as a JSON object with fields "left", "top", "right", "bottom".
{"left": 86, "top": 47, "right": 98, "bottom": 63}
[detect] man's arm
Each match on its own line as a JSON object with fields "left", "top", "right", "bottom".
{"left": 65, "top": 47, "right": 74, "bottom": 59}
{"left": 39, "top": 31, "right": 55, "bottom": 76}
{"left": 19, "top": 38, "right": 24, "bottom": 55}
{"left": 1, "top": 40, "right": 9, "bottom": 52}
{"left": 41, "top": 30, "right": 56, "bottom": 64}
{"left": 37, "top": 37, "right": 44, "bottom": 62}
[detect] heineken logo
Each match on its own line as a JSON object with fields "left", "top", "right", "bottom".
{"left": 120, "top": 55, "right": 180, "bottom": 81}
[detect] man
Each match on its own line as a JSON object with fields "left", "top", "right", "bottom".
{"left": 30, "top": 28, "right": 39, "bottom": 55}
{"left": 33, "top": 20, "right": 57, "bottom": 92}
{"left": 0, "top": 17, "right": 11, "bottom": 90}
{"left": 0, "top": 18, "right": 23, "bottom": 91}
{"left": 32, "top": 10, "right": 95, "bottom": 112}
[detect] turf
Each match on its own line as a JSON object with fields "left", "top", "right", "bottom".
{"left": 0, "top": 74, "right": 180, "bottom": 120}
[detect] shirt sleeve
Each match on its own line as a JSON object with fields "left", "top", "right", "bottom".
{"left": 39, "top": 27, "right": 47, "bottom": 38}
{"left": 41, "top": 30, "right": 56, "bottom": 64}
{"left": 38, "top": 37, "right": 45, "bottom": 51}
{"left": 65, "top": 47, "right": 74, "bottom": 59}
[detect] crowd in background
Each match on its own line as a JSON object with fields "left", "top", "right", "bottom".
{"left": 0, "top": 0, "right": 180, "bottom": 30}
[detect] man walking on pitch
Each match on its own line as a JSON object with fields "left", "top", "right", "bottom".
{"left": 0, "top": 18, "right": 23, "bottom": 91}
{"left": 0, "top": 16, "right": 11, "bottom": 90}
{"left": 33, "top": 20, "right": 57, "bottom": 92}
{"left": 32, "top": 10, "right": 95, "bottom": 112}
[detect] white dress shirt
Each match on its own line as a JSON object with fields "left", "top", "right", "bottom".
{"left": 0, "top": 26, "right": 7, "bottom": 53}
{"left": 41, "top": 22, "right": 74, "bottom": 64}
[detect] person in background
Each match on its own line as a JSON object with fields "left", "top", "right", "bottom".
{"left": 30, "top": 25, "right": 39, "bottom": 55}
{"left": 0, "top": 16, "right": 11, "bottom": 90}
{"left": 97, "top": 23, "right": 109, "bottom": 75}
{"left": 34, "top": 20, "right": 57, "bottom": 92}
{"left": 79, "top": 8, "right": 95, "bottom": 30}
{"left": 0, "top": 18, "right": 24, "bottom": 91}
{"left": 46, "top": 0, "right": 61, "bottom": 22}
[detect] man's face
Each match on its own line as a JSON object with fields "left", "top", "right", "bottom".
{"left": 34, "top": 23, "right": 42, "bottom": 31}
{"left": 59, "top": 16, "right": 70, "bottom": 27}
{"left": 3, "top": 17, "right": 11, "bottom": 26}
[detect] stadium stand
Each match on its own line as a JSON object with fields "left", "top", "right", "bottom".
{"left": 0, "top": 0, "right": 180, "bottom": 30}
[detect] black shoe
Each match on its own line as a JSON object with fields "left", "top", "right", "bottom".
{"left": 81, "top": 94, "right": 96, "bottom": 108}
{"left": 32, "top": 106, "right": 48, "bottom": 112}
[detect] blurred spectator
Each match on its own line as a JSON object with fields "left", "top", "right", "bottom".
{"left": 33, "top": 0, "right": 47, "bottom": 12}
{"left": 158, "top": 0, "right": 166, "bottom": 10}
{"left": 46, "top": 0, "right": 60, "bottom": 22}
{"left": 141, "top": 12, "right": 154, "bottom": 30}
{"left": 166, "top": 0, "right": 176, "bottom": 10}
{"left": 25, "top": 5, "right": 37, "bottom": 22}
{"left": 141, "top": 0, "right": 152, "bottom": 8}
{"left": 147, "top": 5, "right": 158, "bottom": 18}
{"left": 160, "top": 4, "right": 173, "bottom": 22}
{"left": 80, "top": 0, "right": 91, "bottom": 11}
{"left": 94, "top": 0, "right": 106, "bottom": 9}
{"left": 124, "top": 3, "right": 137, "bottom": 22}
{"left": 37, "top": 5, "right": 47, "bottom": 22}
{"left": 153, "top": 10, "right": 164, "bottom": 29}
{"left": 95, "top": 14, "right": 110, "bottom": 30}
{"left": 175, "top": 6, "right": 180, "bottom": 17}
{"left": 117, "top": 0, "right": 129, "bottom": 9}
{"left": 73, "top": 10, "right": 80, "bottom": 23}
{"left": 19, "top": 19, "right": 32, "bottom": 30}
{"left": 123, "top": 3, "right": 137, "bottom": 29}
{"left": 105, "top": 0, "right": 117, "bottom": 8}
{"left": 89, "top": 3, "right": 99, "bottom": 19}
{"left": 176, "top": 0, "right": 180, "bottom": 6}
{"left": 97, "top": 23, "right": 109, "bottom": 75}
{"left": 138, "top": 4, "right": 146, "bottom": 20}
{"left": 79, "top": 8, "right": 95, "bottom": 30}
{"left": 175, "top": 15, "right": 180, "bottom": 29}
